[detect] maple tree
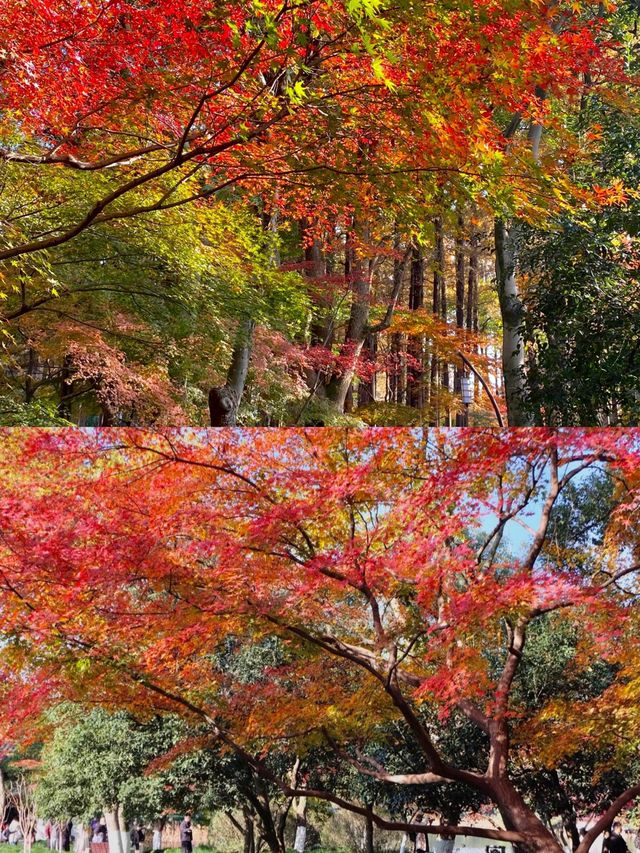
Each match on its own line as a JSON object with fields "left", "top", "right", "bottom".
{"left": 0, "top": 0, "right": 636, "bottom": 426}
{"left": 0, "top": 428, "right": 639, "bottom": 851}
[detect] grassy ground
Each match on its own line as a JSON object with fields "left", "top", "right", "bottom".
{"left": 0, "top": 845, "right": 50, "bottom": 853}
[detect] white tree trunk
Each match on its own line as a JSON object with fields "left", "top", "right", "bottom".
{"left": 293, "top": 794, "right": 307, "bottom": 853}
{"left": 105, "top": 810, "right": 127, "bottom": 853}
{"left": 294, "top": 826, "right": 307, "bottom": 853}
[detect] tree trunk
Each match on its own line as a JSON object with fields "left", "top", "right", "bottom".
{"left": 358, "top": 334, "right": 377, "bottom": 407}
{"left": 24, "top": 348, "right": 37, "bottom": 404}
{"left": 388, "top": 235, "right": 407, "bottom": 405}
{"left": 363, "top": 809, "right": 374, "bottom": 853}
{"left": 243, "top": 825, "right": 255, "bottom": 853}
{"left": 494, "top": 94, "right": 545, "bottom": 427}
{"left": 388, "top": 332, "right": 404, "bottom": 404}
{"left": 454, "top": 216, "right": 466, "bottom": 425}
{"left": 249, "top": 786, "right": 285, "bottom": 853}
{"left": 433, "top": 216, "right": 449, "bottom": 415}
{"left": 0, "top": 761, "right": 5, "bottom": 825}
{"left": 408, "top": 243, "right": 425, "bottom": 410}
{"left": 302, "top": 219, "right": 331, "bottom": 397}
{"left": 241, "top": 808, "right": 256, "bottom": 853}
{"left": 455, "top": 217, "right": 465, "bottom": 330}
{"left": 561, "top": 810, "right": 580, "bottom": 853}
{"left": 491, "top": 779, "right": 564, "bottom": 853}
{"left": 495, "top": 219, "right": 530, "bottom": 426}
{"left": 430, "top": 217, "right": 446, "bottom": 423}
{"left": 326, "top": 231, "right": 370, "bottom": 413}
{"left": 104, "top": 810, "right": 125, "bottom": 853}
{"left": 466, "top": 231, "right": 479, "bottom": 333}
{"left": 293, "top": 795, "right": 308, "bottom": 853}
{"left": 209, "top": 200, "right": 279, "bottom": 426}
{"left": 58, "top": 354, "right": 74, "bottom": 418}
{"left": 209, "top": 316, "right": 256, "bottom": 426}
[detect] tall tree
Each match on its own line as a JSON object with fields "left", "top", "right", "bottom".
{"left": 0, "top": 430, "right": 640, "bottom": 852}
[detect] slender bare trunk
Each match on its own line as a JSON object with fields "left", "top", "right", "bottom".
{"left": 408, "top": 243, "right": 424, "bottom": 409}
{"left": 58, "top": 354, "right": 74, "bottom": 419}
{"left": 327, "top": 229, "right": 370, "bottom": 412}
{"left": 495, "top": 219, "right": 530, "bottom": 426}
{"left": 363, "top": 809, "right": 374, "bottom": 853}
{"left": 466, "top": 231, "right": 478, "bottom": 333}
{"left": 209, "top": 316, "right": 256, "bottom": 426}
{"left": 454, "top": 215, "right": 466, "bottom": 425}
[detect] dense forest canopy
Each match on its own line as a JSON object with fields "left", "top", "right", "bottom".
{"left": 0, "top": 0, "right": 638, "bottom": 426}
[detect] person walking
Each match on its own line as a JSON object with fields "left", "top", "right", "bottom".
{"left": 413, "top": 813, "right": 429, "bottom": 853}
{"left": 130, "top": 823, "right": 145, "bottom": 853}
{"left": 179, "top": 816, "right": 193, "bottom": 853}
{"left": 609, "top": 822, "right": 629, "bottom": 853}
{"left": 62, "top": 820, "right": 73, "bottom": 852}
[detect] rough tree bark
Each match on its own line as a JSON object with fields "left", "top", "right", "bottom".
{"left": 302, "top": 218, "right": 331, "bottom": 398}
{"left": 209, "top": 202, "right": 279, "bottom": 426}
{"left": 228, "top": 807, "right": 256, "bottom": 853}
{"left": 408, "top": 243, "right": 425, "bottom": 410}
{"left": 430, "top": 216, "right": 446, "bottom": 423}
{"left": 454, "top": 214, "right": 466, "bottom": 425}
{"left": 388, "top": 232, "right": 407, "bottom": 405}
{"left": 466, "top": 230, "right": 479, "bottom": 334}
{"left": 363, "top": 807, "right": 374, "bottom": 853}
{"left": 495, "top": 218, "right": 529, "bottom": 426}
{"left": 326, "top": 228, "right": 371, "bottom": 413}
{"left": 494, "top": 94, "right": 545, "bottom": 426}
{"left": 208, "top": 316, "right": 256, "bottom": 426}
{"left": 246, "top": 784, "right": 286, "bottom": 853}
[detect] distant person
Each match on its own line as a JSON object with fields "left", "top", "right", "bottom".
{"left": 130, "top": 823, "right": 145, "bottom": 853}
{"left": 152, "top": 824, "right": 162, "bottom": 852}
{"left": 609, "top": 822, "right": 629, "bottom": 853}
{"left": 73, "top": 823, "right": 88, "bottom": 853}
{"left": 98, "top": 820, "right": 108, "bottom": 844}
{"left": 8, "top": 818, "right": 21, "bottom": 845}
{"left": 93, "top": 819, "right": 108, "bottom": 844}
{"left": 413, "top": 812, "right": 428, "bottom": 853}
{"left": 62, "top": 820, "right": 73, "bottom": 852}
{"left": 179, "top": 815, "right": 193, "bottom": 853}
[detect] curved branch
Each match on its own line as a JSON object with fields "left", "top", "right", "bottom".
{"left": 456, "top": 350, "right": 505, "bottom": 427}
{"left": 1, "top": 140, "right": 179, "bottom": 171}
{"left": 577, "top": 782, "right": 640, "bottom": 852}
